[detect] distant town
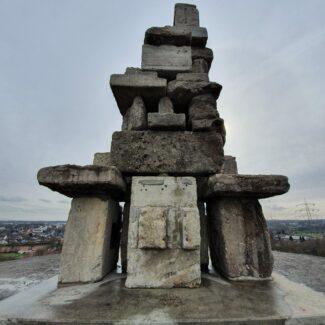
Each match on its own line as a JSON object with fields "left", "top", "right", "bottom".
{"left": 0, "top": 221, "right": 65, "bottom": 261}
{"left": 0, "top": 219, "right": 324, "bottom": 262}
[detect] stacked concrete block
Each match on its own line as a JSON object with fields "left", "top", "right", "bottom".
{"left": 148, "top": 97, "right": 186, "bottom": 130}
{"left": 204, "top": 173, "right": 289, "bottom": 280}
{"left": 122, "top": 96, "right": 147, "bottom": 131}
{"left": 37, "top": 3, "right": 290, "bottom": 287}
{"left": 125, "top": 177, "right": 201, "bottom": 288}
{"left": 93, "top": 152, "right": 112, "bottom": 167}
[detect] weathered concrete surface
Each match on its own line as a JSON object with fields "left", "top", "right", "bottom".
{"left": 188, "top": 93, "right": 225, "bottom": 135}
{"left": 189, "top": 93, "right": 218, "bottom": 120}
{"left": 192, "top": 58, "right": 209, "bottom": 73}
{"left": 93, "top": 152, "right": 111, "bottom": 167}
{"left": 144, "top": 26, "right": 191, "bottom": 46}
{"left": 203, "top": 174, "right": 290, "bottom": 199}
{"left": 207, "top": 198, "right": 274, "bottom": 280}
{"left": 221, "top": 155, "right": 238, "bottom": 174}
{"left": 158, "top": 96, "right": 174, "bottom": 113}
{"left": 174, "top": 3, "right": 199, "bottom": 27}
{"left": 198, "top": 201, "right": 209, "bottom": 272}
{"left": 148, "top": 95, "right": 186, "bottom": 130}
{"left": 167, "top": 73, "right": 222, "bottom": 112}
{"left": 141, "top": 44, "right": 192, "bottom": 79}
{"left": 196, "top": 156, "right": 237, "bottom": 199}
{"left": 121, "top": 96, "right": 147, "bottom": 130}
{"left": 110, "top": 71, "right": 167, "bottom": 115}
{"left": 37, "top": 165, "right": 126, "bottom": 200}
{"left": 120, "top": 202, "right": 130, "bottom": 273}
{"left": 1, "top": 272, "right": 325, "bottom": 324}
{"left": 191, "top": 26, "right": 208, "bottom": 47}
{"left": 144, "top": 26, "right": 207, "bottom": 48}
{"left": 192, "top": 47, "right": 213, "bottom": 68}
{"left": 126, "top": 176, "right": 201, "bottom": 288}
{"left": 59, "top": 197, "right": 121, "bottom": 283}
{"left": 148, "top": 112, "right": 186, "bottom": 130}
{"left": 110, "top": 131, "right": 224, "bottom": 175}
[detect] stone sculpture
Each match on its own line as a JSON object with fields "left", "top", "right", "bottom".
{"left": 37, "top": 3, "right": 289, "bottom": 287}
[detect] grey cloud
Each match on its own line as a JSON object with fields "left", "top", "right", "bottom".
{"left": 39, "top": 198, "right": 51, "bottom": 203}
{"left": 57, "top": 200, "right": 70, "bottom": 204}
{"left": 0, "top": 196, "right": 27, "bottom": 203}
{"left": 265, "top": 204, "right": 287, "bottom": 212}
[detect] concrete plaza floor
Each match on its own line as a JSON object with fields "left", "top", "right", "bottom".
{"left": 0, "top": 271, "right": 325, "bottom": 324}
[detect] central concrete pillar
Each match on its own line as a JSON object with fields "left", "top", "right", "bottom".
{"left": 125, "top": 176, "right": 201, "bottom": 288}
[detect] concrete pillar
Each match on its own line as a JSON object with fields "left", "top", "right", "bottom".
{"left": 59, "top": 196, "right": 121, "bottom": 283}
{"left": 125, "top": 176, "right": 201, "bottom": 288}
{"left": 207, "top": 198, "right": 273, "bottom": 280}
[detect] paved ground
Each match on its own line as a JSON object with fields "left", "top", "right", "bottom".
{"left": 273, "top": 250, "right": 325, "bottom": 293}
{"left": 0, "top": 251, "right": 324, "bottom": 302}
{"left": 0, "top": 254, "right": 60, "bottom": 301}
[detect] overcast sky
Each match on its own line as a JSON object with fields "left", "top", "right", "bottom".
{"left": 0, "top": 0, "right": 324, "bottom": 221}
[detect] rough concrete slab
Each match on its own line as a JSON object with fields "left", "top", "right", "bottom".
{"left": 192, "top": 47, "right": 213, "bottom": 68}
{"left": 59, "top": 197, "right": 121, "bottom": 283}
{"left": 221, "top": 155, "right": 238, "bottom": 174}
{"left": 93, "top": 152, "right": 112, "bottom": 167}
{"left": 189, "top": 92, "right": 223, "bottom": 133}
{"left": 174, "top": 3, "right": 200, "bottom": 27}
{"left": 1, "top": 272, "right": 325, "bottom": 324}
{"left": 191, "top": 26, "right": 208, "bottom": 47}
{"left": 192, "top": 58, "right": 209, "bottom": 72}
{"left": 141, "top": 44, "right": 192, "bottom": 79}
{"left": 189, "top": 93, "right": 218, "bottom": 120}
{"left": 131, "top": 176, "right": 198, "bottom": 207}
{"left": 147, "top": 112, "right": 186, "bottom": 130}
{"left": 167, "top": 73, "right": 222, "bottom": 112}
{"left": 144, "top": 26, "right": 192, "bottom": 46}
{"left": 203, "top": 174, "right": 290, "bottom": 199}
{"left": 158, "top": 96, "right": 174, "bottom": 113}
{"left": 110, "top": 131, "right": 224, "bottom": 175}
{"left": 144, "top": 26, "right": 207, "bottom": 47}
{"left": 121, "top": 96, "right": 147, "bottom": 130}
{"left": 37, "top": 165, "right": 126, "bottom": 200}
{"left": 126, "top": 176, "right": 201, "bottom": 288}
{"left": 110, "top": 71, "right": 167, "bottom": 115}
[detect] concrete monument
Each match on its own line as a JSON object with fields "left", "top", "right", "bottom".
{"left": 37, "top": 3, "right": 289, "bottom": 288}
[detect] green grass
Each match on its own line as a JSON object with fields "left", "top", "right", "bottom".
{"left": 0, "top": 252, "right": 23, "bottom": 262}
{"left": 294, "top": 231, "right": 324, "bottom": 239}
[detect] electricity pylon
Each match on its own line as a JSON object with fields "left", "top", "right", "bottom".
{"left": 295, "top": 198, "right": 319, "bottom": 223}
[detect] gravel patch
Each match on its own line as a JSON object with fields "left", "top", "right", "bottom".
{"left": 273, "top": 250, "right": 325, "bottom": 293}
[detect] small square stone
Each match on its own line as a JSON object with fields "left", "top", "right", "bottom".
{"left": 138, "top": 207, "right": 167, "bottom": 249}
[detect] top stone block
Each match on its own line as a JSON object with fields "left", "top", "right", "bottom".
{"left": 174, "top": 3, "right": 199, "bottom": 27}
